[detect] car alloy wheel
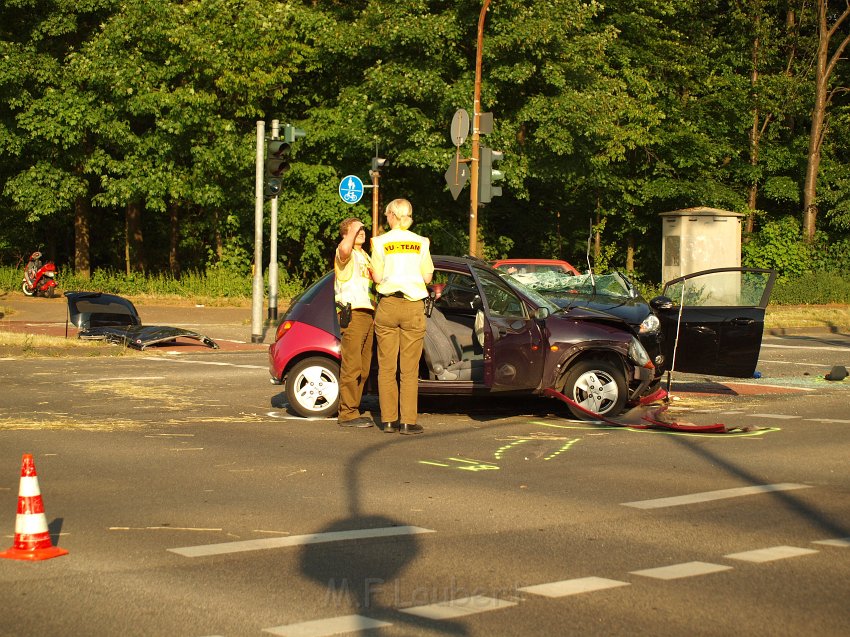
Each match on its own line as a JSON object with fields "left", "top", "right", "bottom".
{"left": 285, "top": 356, "right": 341, "bottom": 418}
{"left": 562, "top": 358, "right": 627, "bottom": 420}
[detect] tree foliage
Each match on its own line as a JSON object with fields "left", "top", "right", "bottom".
{"left": 1, "top": 0, "right": 849, "bottom": 284}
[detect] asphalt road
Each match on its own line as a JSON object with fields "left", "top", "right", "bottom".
{"left": 0, "top": 316, "right": 849, "bottom": 635}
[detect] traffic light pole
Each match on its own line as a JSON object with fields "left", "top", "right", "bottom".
{"left": 268, "top": 120, "right": 280, "bottom": 321}
{"left": 251, "top": 121, "right": 265, "bottom": 343}
{"left": 370, "top": 168, "right": 381, "bottom": 238}
{"left": 469, "top": 0, "right": 491, "bottom": 258}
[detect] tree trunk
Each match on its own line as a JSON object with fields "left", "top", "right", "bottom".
{"left": 125, "top": 201, "right": 146, "bottom": 273}
{"left": 593, "top": 208, "right": 601, "bottom": 267}
{"left": 746, "top": 15, "right": 762, "bottom": 236}
{"left": 169, "top": 201, "right": 181, "bottom": 278}
{"left": 802, "top": 0, "right": 850, "bottom": 243}
{"left": 73, "top": 195, "right": 91, "bottom": 279}
{"left": 626, "top": 235, "right": 634, "bottom": 273}
{"left": 214, "top": 209, "right": 223, "bottom": 262}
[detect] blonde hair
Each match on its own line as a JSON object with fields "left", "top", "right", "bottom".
{"left": 385, "top": 198, "right": 413, "bottom": 230}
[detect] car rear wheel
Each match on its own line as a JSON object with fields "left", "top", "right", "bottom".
{"left": 561, "top": 359, "right": 627, "bottom": 420}
{"left": 285, "top": 357, "right": 340, "bottom": 418}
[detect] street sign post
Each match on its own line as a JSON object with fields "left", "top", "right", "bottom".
{"left": 450, "top": 109, "right": 470, "bottom": 147}
{"left": 444, "top": 157, "right": 469, "bottom": 201}
{"left": 339, "top": 175, "right": 365, "bottom": 204}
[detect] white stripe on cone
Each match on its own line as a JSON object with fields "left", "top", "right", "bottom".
{"left": 18, "top": 476, "right": 41, "bottom": 498}
{"left": 16, "top": 513, "right": 50, "bottom": 536}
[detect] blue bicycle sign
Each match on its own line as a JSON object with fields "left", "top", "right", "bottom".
{"left": 339, "top": 175, "right": 365, "bottom": 204}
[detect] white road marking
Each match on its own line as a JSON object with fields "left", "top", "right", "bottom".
{"left": 400, "top": 596, "right": 517, "bottom": 620}
{"left": 758, "top": 359, "right": 823, "bottom": 366}
{"left": 147, "top": 357, "right": 265, "bottom": 370}
{"left": 519, "top": 576, "right": 630, "bottom": 597}
{"left": 813, "top": 538, "right": 850, "bottom": 547}
{"left": 762, "top": 343, "right": 850, "bottom": 352}
{"left": 263, "top": 615, "right": 391, "bottom": 637}
{"left": 71, "top": 376, "right": 166, "bottom": 383}
{"left": 724, "top": 546, "right": 819, "bottom": 562}
{"left": 267, "top": 411, "right": 333, "bottom": 421}
{"left": 622, "top": 483, "right": 811, "bottom": 509}
{"left": 168, "top": 525, "right": 435, "bottom": 558}
{"left": 630, "top": 561, "right": 733, "bottom": 580}
{"left": 804, "top": 418, "right": 850, "bottom": 424}
{"left": 749, "top": 413, "right": 798, "bottom": 419}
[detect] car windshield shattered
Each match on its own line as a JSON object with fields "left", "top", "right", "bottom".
{"left": 495, "top": 270, "right": 560, "bottom": 312}
{"left": 505, "top": 269, "right": 636, "bottom": 302}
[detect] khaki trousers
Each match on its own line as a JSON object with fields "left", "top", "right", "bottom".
{"left": 375, "top": 296, "right": 426, "bottom": 424}
{"left": 337, "top": 309, "right": 374, "bottom": 422}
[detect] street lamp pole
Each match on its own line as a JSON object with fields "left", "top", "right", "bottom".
{"left": 469, "top": 0, "right": 491, "bottom": 258}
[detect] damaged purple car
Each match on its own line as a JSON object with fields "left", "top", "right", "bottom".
{"left": 64, "top": 291, "right": 218, "bottom": 350}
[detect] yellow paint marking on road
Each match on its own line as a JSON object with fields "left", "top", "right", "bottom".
{"left": 420, "top": 461, "right": 450, "bottom": 467}
{"left": 544, "top": 438, "right": 581, "bottom": 460}
{"left": 495, "top": 439, "right": 529, "bottom": 460}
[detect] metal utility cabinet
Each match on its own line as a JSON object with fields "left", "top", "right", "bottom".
{"left": 660, "top": 207, "right": 744, "bottom": 284}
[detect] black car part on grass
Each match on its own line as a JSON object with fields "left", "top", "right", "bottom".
{"left": 64, "top": 291, "right": 219, "bottom": 350}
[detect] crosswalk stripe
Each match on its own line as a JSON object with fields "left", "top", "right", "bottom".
{"left": 263, "top": 615, "right": 391, "bottom": 637}
{"left": 813, "top": 537, "right": 850, "bottom": 547}
{"left": 399, "top": 596, "right": 517, "bottom": 620}
{"left": 519, "top": 576, "right": 629, "bottom": 597}
{"left": 724, "top": 546, "right": 819, "bottom": 562}
{"left": 630, "top": 561, "right": 732, "bottom": 580}
{"left": 622, "top": 483, "right": 810, "bottom": 509}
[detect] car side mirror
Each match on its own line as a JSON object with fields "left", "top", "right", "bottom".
{"left": 650, "top": 295, "right": 674, "bottom": 311}
{"left": 534, "top": 307, "right": 550, "bottom": 320}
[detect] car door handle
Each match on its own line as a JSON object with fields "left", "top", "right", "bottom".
{"left": 732, "top": 317, "right": 755, "bottom": 326}
{"left": 498, "top": 327, "right": 508, "bottom": 337}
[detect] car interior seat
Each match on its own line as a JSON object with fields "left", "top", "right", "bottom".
{"left": 423, "top": 304, "right": 484, "bottom": 381}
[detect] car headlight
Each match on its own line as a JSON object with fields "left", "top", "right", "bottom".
{"left": 639, "top": 313, "right": 660, "bottom": 334}
{"left": 628, "top": 336, "right": 654, "bottom": 369}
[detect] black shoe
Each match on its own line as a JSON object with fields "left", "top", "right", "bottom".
{"left": 399, "top": 423, "right": 424, "bottom": 435}
{"left": 339, "top": 416, "right": 374, "bottom": 428}
{"left": 378, "top": 421, "right": 400, "bottom": 433}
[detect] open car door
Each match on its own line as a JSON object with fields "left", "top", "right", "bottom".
{"left": 470, "top": 265, "right": 547, "bottom": 392}
{"left": 657, "top": 268, "right": 776, "bottom": 378}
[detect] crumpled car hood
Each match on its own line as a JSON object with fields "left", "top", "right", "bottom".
{"left": 78, "top": 325, "right": 219, "bottom": 350}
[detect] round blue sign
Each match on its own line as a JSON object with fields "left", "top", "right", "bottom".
{"left": 339, "top": 175, "right": 365, "bottom": 204}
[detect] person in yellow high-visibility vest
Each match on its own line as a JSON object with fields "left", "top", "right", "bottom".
{"left": 370, "top": 199, "right": 434, "bottom": 434}
{"left": 334, "top": 217, "right": 376, "bottom": 427}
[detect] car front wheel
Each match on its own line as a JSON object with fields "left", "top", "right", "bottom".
{"left": 561, "top": 359, "right": 627, "bottom": 420}
{"left": 285, "top": 357, "right": 340, "bottom": 418}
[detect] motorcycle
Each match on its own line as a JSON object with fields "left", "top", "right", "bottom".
{"left": 21, "top": 251, "right": 58, "bottom": 298}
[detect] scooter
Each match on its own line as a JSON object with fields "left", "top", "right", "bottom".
{"left": 21, "top": 251, "right": 58, "bottom": 298}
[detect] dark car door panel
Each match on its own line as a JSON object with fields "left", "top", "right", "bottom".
{"left": 658, "top": 268, "right": 776, "bottom": 378}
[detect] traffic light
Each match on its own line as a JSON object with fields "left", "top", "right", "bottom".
{"left": 479, "top": 146, "right": 504, "bottom": 204}
{"left": 264, "top": 139, "right": 290, "bottom": 199}
{"left": 283, "top": 124, "right": 306, "bottom": 144}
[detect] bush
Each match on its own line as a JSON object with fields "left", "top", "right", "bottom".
{"left": 0, "top": 264, "right": 303, "bottom": 304}
{"left": 771, "top": 272, "right": 850, "bottom": 305}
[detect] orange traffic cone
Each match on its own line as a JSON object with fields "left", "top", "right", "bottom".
{"left": 0, "top": 454, "right": 68, "bottom": 561}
